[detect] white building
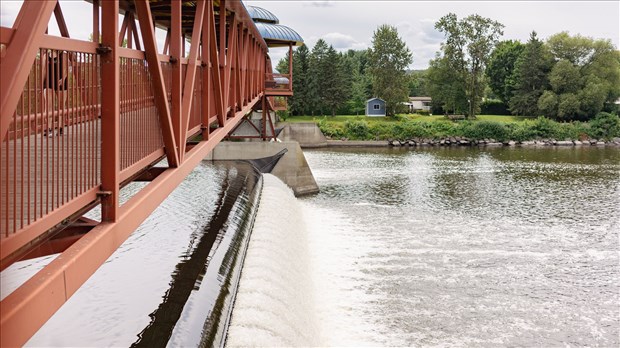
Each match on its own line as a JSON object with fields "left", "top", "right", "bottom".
{"left": 405, "top": 96, "right": 432, "bottom": 113}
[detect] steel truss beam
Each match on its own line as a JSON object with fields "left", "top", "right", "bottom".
{"left": 0, "top": 0, "right": 270, "bottom": 345}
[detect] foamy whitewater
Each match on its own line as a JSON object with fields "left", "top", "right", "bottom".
{"left": 226, "top": 174, "right": 379, "bottom": 346}
{"left": 225, "top": 174, "right": 322, "bottom": 346}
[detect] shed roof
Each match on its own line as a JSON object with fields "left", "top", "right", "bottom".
{"left": 366, "top": 97, "right": 385, "bottom": 103}
{"left": 254, "top": 22, "right": 304, "bottom": 47}
{"left": 246, "top": 6, "right": 279, "bottom": 24}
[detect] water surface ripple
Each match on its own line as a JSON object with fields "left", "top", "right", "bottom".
{"left": 304, "top": 146, "right": 619, "bottom": 347}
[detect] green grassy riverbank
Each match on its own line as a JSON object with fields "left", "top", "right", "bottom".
{"left": 283, "top": 113, "right": 620, "bottom": 142}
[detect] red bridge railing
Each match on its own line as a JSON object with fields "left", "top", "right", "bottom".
{"left": 0, "top": 1, "right": 269, "bottom": 345}
{"left": 265, "top": 72, "right": 293, "bottom": 96}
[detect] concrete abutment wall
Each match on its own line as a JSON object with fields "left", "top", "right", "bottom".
{"left": 207, "top": 141, "right": 320, "bottom": 196}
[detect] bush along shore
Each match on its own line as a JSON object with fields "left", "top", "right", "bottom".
{"left": 317, "top": 112, "right": 620, "bottom": 147}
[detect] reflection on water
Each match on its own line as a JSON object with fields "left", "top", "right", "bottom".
{"left": 303, "top": 146, "right": 619, "bottom": 347}
{"left": 2, "top": 161, "right": 262, "bottom": 348}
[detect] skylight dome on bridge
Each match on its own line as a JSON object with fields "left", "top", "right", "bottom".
{"left": 245, "top": 5, "right": 303, "bottom": 47}
{"left": 246, "top": 6, "right": 279, "bottom": 24}
{"left": 254, "top": 22, "right": 304, "bottom": 47}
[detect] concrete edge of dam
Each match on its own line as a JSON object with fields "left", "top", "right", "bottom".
{"left": 206, "top": 141, "right": 320, "bottom": 197}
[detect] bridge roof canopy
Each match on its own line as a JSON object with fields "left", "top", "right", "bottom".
{"left": 254, "top": 22, "right": 304, "bottom": 47}
{"left": 246, "top": 6, "right": 279, "bottom": 24}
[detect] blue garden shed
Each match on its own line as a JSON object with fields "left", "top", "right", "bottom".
{"left": 366, "top": 97, "right": 386, "bottom": 117}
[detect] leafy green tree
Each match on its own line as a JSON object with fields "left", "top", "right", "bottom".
{"left": 529, "top": 32, "right": 620, "bottom": 120}
{"left": 546, "top": 32, "right": 597, "bottom": 65}
{"left": 486, "top": 40, "right": 524, "bottom": 103}
{"left": 549, "top": 59, "right": 580, "bottom": 94}
{"left": 537, "top": 90, "right": 558, "bottom": 118}
{"left": 435, "top": 13, "right": 504, "bottom": 118}
{"left": 509, "top": 32, "right": 554, "bottom": 116}
{"left": 408, "top": 70, "right": 429, "bottom": 97}
{"left": 427, "top": 54, "right": 468, "bottom": 114}
{"left": 367, "top": 24, "right": 412, "bottom": 116}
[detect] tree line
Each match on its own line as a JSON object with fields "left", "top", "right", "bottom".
{"left": 279, "top": 15, "right": 619, "bottom": 121}
{"left": 277, "top": 25, "right": 411, "bottom": 117}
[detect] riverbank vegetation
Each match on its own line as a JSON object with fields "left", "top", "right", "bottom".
{"left": 308, "top": 112, "right": 620, "bottom": 142}
{"left": 277, "top": 14, "right": 619, "bottom": 122}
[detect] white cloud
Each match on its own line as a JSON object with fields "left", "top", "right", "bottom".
{"left": 418, "top": 18, "right": 444, "bottom": 44}
{"left": 306, "top": 1, "right": 334, "bottom": 7}
{"left": 321, "top": 32, "right": 367, "bottom": 51}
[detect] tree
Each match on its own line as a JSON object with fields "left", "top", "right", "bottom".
{"left": 323, "top": 46, "right": 349, "bottom": 115}
{"left": 529, "top": 32, "right": 620, "bottom": 120}
{"left": 486, "top": 40, "right": 524, "bottom": 103}
{"left": 277, "top": 44, "right": 311, "bottom": 115}
{"left": 293, "top": 44, "right": 311, "bottom": 115}
{"left": 435, "top": 13, "right": 504, "bottom": 118}
{"left": 509, "top": 32, "right": 554, "bottom": 116}
{"left": 408, "top": 70, "right": 430, "bottom": 97}
{"left": 308, "top": 39, "right": 330, "bottom": 115}
{"left": 367, "top": 25, "right": 412, "bottom": 116}
{"left": 427, "top": 55, "right": 468, "bottom": 114}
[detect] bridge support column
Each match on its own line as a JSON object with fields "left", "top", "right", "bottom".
{"left": 100, "top": 0, "right": 120, "bottom": 221}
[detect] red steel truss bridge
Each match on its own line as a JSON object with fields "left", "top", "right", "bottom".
{"left": 0, "top": 1, "right": 301, "bottom": 345}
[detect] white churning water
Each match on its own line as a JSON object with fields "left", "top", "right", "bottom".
{"left": 225, "top": 174, "right": 322, "bottom": 346}
{"left": 226, "top": 174, "right": 380, "bottom": 346}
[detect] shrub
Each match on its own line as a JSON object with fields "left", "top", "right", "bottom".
{"left": 369, "top": 123, "right": 393, "bottom": 140}
{"left": 531, "top": 117, "right": 557, "bottom": 138}
{"left": 480, "top": 99, "right": 510, "bottom": 115}
{"left": 589, "top": 112, "right": 620, "bottom": 139}
{"left": 344, "top": 119, "right": 370, "bottom": 139}
{"left": 428, "top": 121, "right": 456, "bottom": 138}
{"left": 317, "top": 118, "right": 344, "bottom": 138}
{"left": 554, "top": 121, "right": 587, "bottom": 140}
{"left": 509, "top": 120, "right": 538, "bottom": 142}
{"left": 459, "top": 120, "right": 508, "bottom": 141}
{"left": 276, "top": 110, "right": 289, "bottom": 121}
{"left": 397, "top": 121, "right": 433, "bottom": 139}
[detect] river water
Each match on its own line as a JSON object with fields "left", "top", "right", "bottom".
{"left": 292, "top": 146, "right": 620, "bottom": 347}
{"left": 3, "top": 147, "right": 619, "bottom": 347}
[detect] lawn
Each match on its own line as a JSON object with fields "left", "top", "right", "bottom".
{"left": 283, "top": 114, "right": 533, "bottom": 123}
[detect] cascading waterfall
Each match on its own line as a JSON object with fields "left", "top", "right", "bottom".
{"left": 225, "top": 174, "right": 323, "bottom": 347}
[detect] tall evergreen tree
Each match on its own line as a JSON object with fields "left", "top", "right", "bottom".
{"left": 278, "top": 44, "right": 313, "bottom": 115}
{"left": 308, "top": 39, "right": 330, "bottom": 115}
{"left": 291, "top": 44, "right": 310, "bottom": 115}
{"left": 323, "top": 46, "right": 349, "bottom": 115}
{"left": 509, "top": 32, "right": 554, "bottom": 116}
{"left": 368, "top": 25, "right": 412, "bottom": 116}
{"left": 343, "top": 50, "right": 369, "bottom": 115}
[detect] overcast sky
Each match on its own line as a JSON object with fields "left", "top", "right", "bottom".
{"left": 2, "top": 1, "right": 618, "bottom": 70}
{"left": 246, "top": 0, "right": 620, "bottom": 69}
